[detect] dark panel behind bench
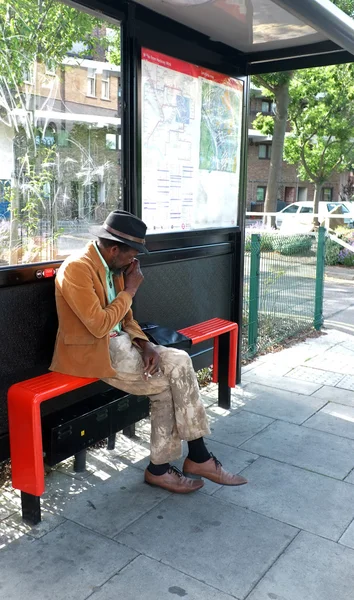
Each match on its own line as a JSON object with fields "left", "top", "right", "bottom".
{"left": 0, "top": 279, "right": 58, "bottom": 436}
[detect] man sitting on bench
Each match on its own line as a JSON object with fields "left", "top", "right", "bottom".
{"left": 50, "top": 210, "right": 247, "bottom": 493}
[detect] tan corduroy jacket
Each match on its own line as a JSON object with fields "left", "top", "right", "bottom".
{"left": 50, "top": 241, "right": 148, "bottom": 378}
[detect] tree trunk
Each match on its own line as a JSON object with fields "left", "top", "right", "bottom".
{"left": 264, "top": 82, "right": 291, "bottom": 228}
{"left": 313, "top": 183, "right": 322, "bottom": 228}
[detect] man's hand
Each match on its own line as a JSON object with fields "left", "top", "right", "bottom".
{"left": 124, "top": 259, "right": 144, "bottom": 297}
{"left": 138, "top": 340, "right": 160, "bottom": 380}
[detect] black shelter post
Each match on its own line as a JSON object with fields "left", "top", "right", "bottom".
{"left": 21, "top": 492, "right": 41, "bottom": 525}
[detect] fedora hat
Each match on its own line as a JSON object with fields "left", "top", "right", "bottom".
{"left": 90, "top": 210, "right": 149, "bottom": 254}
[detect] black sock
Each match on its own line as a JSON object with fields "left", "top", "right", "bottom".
{"left": 147, "top": 461, "right": 170, "bottom": 476}
{"left": 187, "top": 438, "right": 211, "bottom": 463}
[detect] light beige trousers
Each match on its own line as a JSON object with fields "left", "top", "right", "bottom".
{"left": 103, "top": 332, "right": 210, "bottom": 464}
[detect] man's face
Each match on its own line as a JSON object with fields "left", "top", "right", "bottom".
{"left": 108, "top": 245, "right": 139, "bottom": 275}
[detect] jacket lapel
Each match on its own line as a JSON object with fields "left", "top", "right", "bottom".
{"left": 86, "top": 242, "right": 109, "bottom": 303}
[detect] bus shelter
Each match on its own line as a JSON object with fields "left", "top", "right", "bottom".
{"left": 0, "top": 0, "right": 353, "bottom": 461}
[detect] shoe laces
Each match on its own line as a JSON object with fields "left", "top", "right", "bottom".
{"left": 168, "top": 466, "right": 183, "bottom": 478}
{"left": 209, "top": 452, "right": 222, "bottom": 469}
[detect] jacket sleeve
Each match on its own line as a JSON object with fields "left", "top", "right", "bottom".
{"left": 123, "top": 308, "right": 149, "bottom": 344}
{"left": 57, "top": 261, "right": 133, "bottom": 339}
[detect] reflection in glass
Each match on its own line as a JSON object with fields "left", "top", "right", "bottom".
{"left": 0, "top": 0, "right": 121, "bottom": 266}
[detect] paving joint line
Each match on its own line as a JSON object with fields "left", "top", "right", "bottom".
{"left": 243, "top": 529, "right": 302, "bottom": 600}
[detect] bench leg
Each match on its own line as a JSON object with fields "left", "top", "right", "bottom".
{"left": 123, "top": 424, "right": 135, "bottom": 438}
{"left": 73, "top": 450, "right": 86, "bottom": 472}
{"left": 218, "top": 332, "right": 231, "bottom": 410}
{"left": 107, "top": 434, "right": 116, "bottom": 450}
{"left": 21, "top": 491, "right": 41, "bottom": 525}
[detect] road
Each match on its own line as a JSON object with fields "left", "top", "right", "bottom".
{"left": 324, "top": 277, "right": 354, "bottom": 335}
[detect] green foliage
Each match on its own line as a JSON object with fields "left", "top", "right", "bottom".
{"left": 252, "top": 113, "right": 274, "bottom": 136}
{"left": 325, "top": 239, "right": 341, "bottom": 265}
{"left": 107, "top": 28, "right": 121, "bottom": 66}
{"left": 0, "top": 0, "right": 99, "bottom": 86}
{"left": 272, "top": 235, "right": 312, "bottom": 256}
{"left": 244, "top": 233, "right": 274, "bottom": 252}
{"left": 252, "top": 72, "right": 293, "bottom": 97}
{"left": 332, "top": 0, "right": 354, "bottom": 16}
{"left": 284, "top": 65, "right": 354, "bottom": 186}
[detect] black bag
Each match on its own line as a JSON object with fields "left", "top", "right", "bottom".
{"left": 139, "top": 322, "right": 192, "bottom": 350}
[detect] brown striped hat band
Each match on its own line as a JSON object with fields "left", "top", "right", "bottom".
{"left": 103, "top": 223, "right": 146, "bottom": 245}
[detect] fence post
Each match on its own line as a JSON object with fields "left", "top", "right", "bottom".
{"left": 248, "top": 234, "right": 261, "bottom": 356}
{"left": 314, "top": 226, "right": 326, "bottom": 330}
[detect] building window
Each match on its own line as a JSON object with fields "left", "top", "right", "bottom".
{"left": 87, "top": 68, "right": 96, "bottom": 97}
{"left": 261, "top": 100, "right": 272, "bottom": 113}
{"left": 322, "top": 187, "right": 333, "bottom": 202}
{"left": 23, "top": 65, "right": 34, "bottom": 84}
{"left": 258, "top": 144, "right": 271, "bottom": 159}
{"left": 102, "top": 71, "right": 110, "bottom": 100}
{"left": 256, "top": 186, "right": 266, "bottom": 202}
{"left": 106, "top": 133, "right": 117, "bottom": 150}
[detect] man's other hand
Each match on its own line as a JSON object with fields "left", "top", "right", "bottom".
{"left": 124, "top": 259, "right": 144, "bottom": 297}
{"left": 139, "top": 341, "right": 160, "bottom": 380}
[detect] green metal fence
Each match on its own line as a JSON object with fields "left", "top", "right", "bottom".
{"left": 242, "top": 227, "right": 325, "bottom": 359}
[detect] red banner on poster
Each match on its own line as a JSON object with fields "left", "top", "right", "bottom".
{"left": 142, "top": 48, "right": 242, "bottom": 92}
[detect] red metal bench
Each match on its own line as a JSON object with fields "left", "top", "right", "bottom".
{"left": 178, "top": 317, "right": 238, "bottom": 408}
{"left": 8, "top": 373, "right": 98, "bottom": 523}
{"left": 8, "top": 317, "right": 238, "bottom": 524}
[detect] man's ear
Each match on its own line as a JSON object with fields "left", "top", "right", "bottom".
{"left": 110, "top": 244, "right": 120, "bottom": 257}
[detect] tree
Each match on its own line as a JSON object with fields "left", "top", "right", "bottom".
{"left": 252, "top": 0, "right": 352, "bottom": 229}
{"left": 252, "top": 72, "right": 293, "bottom": 227}
{"left": 284, "top": 64, "right": 354, "bottom": 226}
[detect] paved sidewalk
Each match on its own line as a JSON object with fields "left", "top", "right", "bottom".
{"left": 2, "top": 328, "right": 354, "bottom": 599}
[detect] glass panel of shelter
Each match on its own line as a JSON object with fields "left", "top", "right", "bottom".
{"left": 0, "top": 0, "right": 122, "bottom": 266}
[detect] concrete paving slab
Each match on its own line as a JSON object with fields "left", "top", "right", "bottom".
{"left": 0, "top": 520, "right": 26, "bottom": 548}
{"left": 206, "top": 407, "right": 274, "bottom": 448}
{"left": 0, "top": 520, "right": 137, "bottom": 600}
{"left": 339, "top": 520, "right": 354, "bottom": 549}
{"left": 344, "top": 468, "right": 354, "bottom": 484}
{"left": 92, "top": 555, "right": 235, "bottom": 600}
{"left": 341, "top": 338, "right": 354, "bottom": 352}
{"left": 216, "top": 457, "right": 354, "bottom": 541}
{"left": 304, "top": 403, "right": 354, "bottom": 440}
{"left": 4, "top": 511, "right": 66, "bottom": 539}
{"left": 236, "top": 383, "right": 327, "bottom": 424}
{"left": 240, "top": 420, "right": 354, "bottom": 479}
{"left": 116, "top": 494, "right": 298, "bottom": 599}
{"left": 0, "top": 488, "right": 21, "bottom": 526}
{"left": 324, "top": 343, "right": 354, "bottom": 356}
{"left": 286, "top": 365, "right": 344, "bottom": 387}
{"left": 42, "top": 464, "right": 168, "bottom": 538}
{"left": 306, "top": 353, "right": 354, "bottom": 374}
{"left": 240, "top": 363, "right": 293, "bottom": 378}
{"left": 258, "top": 344, "right": 321, "bottom": 365}
{"left": 312, "top": 385, "right": 354, "bottom": 407}
{"left": 248, "top": 531, "right": 354, "bottom": 600}
{"left": 336, "top": 374, "right": 354, "bottom": 391}
{"left": 0, "top": 493, "right": 17, "bottom": 521}
{"left": 242, "top": 371, "right": 322, "bottom": 395}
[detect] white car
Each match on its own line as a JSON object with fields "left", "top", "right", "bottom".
{"left": 276, "top": 201, "right": 354, "bottom": 230}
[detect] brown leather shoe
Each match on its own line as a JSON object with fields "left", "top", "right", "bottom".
{"left": 183, "top": 454, "right": 248, "bottom": 486}
{"left": 144, "top": 466, "right": 204, "bottom": 493}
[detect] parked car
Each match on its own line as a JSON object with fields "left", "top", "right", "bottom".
{"left": 276, "top": 201, "right": 354, "bottom": 230}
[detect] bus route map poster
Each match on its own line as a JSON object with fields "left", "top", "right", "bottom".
{"left": 141, "top": 48, "right": 243, "bottom": 233}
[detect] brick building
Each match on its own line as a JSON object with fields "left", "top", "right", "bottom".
{"left": 0, "top": 30, "right": 122, "bottom": 225}
{"left": 247, "top": 89, "right": 347, "bottom": 211}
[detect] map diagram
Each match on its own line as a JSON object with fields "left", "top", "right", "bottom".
{"left": 141, "top": 49, "right": 243, "bottom": 233}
